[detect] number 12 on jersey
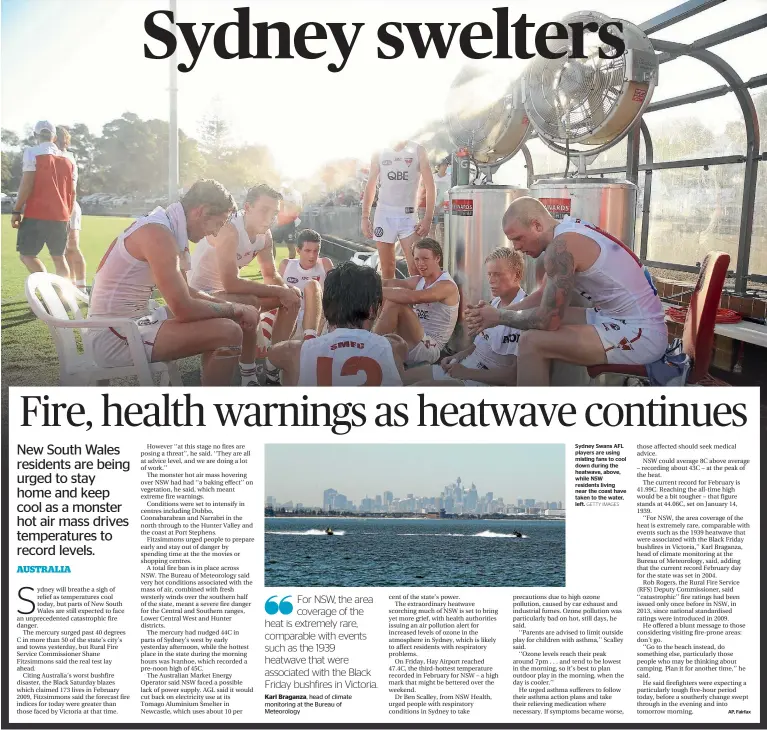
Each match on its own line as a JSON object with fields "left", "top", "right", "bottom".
{"left": 316, "top": 356, "right": 383, "bottom": 386}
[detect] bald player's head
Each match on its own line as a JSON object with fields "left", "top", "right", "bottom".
{"left": 502, "top": 197, "right": 558, "bottom": 259}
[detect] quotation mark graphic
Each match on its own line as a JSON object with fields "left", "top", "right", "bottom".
{"left": 265, "top": 595, "right": 293, "bottom": 615}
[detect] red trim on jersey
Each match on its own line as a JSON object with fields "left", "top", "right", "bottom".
{"left": 97, "top": 238, "right": 119, "bottom": 273}
{"left": 582, "top": 221, "right": 642, "bottom": 267}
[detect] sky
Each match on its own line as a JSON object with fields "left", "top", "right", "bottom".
{"left": 1, "top": 0, "right": 764, "bottom": 181}
{"left": 264, "top": 443, "right": 565, "bottom": 506}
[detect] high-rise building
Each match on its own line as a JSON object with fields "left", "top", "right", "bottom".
{"left": 383, "top": 491, "right": 393, "bottom": 506}
{"left": 323, "top": 489, "right": 338, "bottom": 512}
{"left": 334, "top": 494, "right": 348, "bottom": 510}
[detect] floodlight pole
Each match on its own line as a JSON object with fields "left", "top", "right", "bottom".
{"left": 168, "top": 0, "right": 179, "bottom": 204}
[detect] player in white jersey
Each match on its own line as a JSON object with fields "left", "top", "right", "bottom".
{"left": 87, "top": 179, "right": 261, "bottom": 386}
{"left": 405, "top": 248, "right": 525, "bottom": 386}
{"left": 465, "top": 197, "right": 668, "bottom": 386}
{"left": 189, "top": 183, "right": 301, "bottom": 386}
{"left": 361, "top": 140, "right": 435, "bottom": 280}
{"left": 373, "top": 238, "right": 459, "bottom": 366}
{"left": 278, "top": 229, "right": 334, "bottom": 341}
{"left": 55, "top": 127, "right": 86, "bottom": 291}
{"left": 268, "top": 262, "right": 406, "bottom": 386}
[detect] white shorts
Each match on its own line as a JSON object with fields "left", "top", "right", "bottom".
{"left": 431, "top": 352, "right": 488, "bottom": 386}
{"left": 69, "top": 201, "right": 82, "bottom": 232}
{"left": 89, "top": 306, "right": 169, "bottom": 367}
{"left": 406, "top": 335, "right": 442, "bottom": 366}
{"left": 373, "top": 206, "right": 417, "bottom": 243}
{"left": 586, "top": 310, "right": 668, "bottom": 366}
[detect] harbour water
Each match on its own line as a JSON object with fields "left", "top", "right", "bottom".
{"left": 265, "top": 517, "right": 565, "bottom": 587}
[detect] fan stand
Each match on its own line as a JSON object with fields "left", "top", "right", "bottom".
{"left": 537, "top": 132, "right": 630, "bottom": 178}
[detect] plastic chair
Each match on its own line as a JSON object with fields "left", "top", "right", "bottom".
{"left": 587, "top": 252, "right": 731, "bottom": 385}
{"left": 25, "top": 272, "right": 182, "bottom": 386}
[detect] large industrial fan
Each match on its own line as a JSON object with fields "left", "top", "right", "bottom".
{"left": 445, "top": 65, "right": 530, "bottom": 172}
{"left": 524, "top": 10, "right": 658, "bottom": 173}
{"left": 524, "top": 10, "right": 659, "bottom": 249}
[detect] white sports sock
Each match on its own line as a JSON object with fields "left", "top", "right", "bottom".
{"left": 265, "top": 360, "right": 278, "bottom": 372}
{"left": 240, "top": 362, "right": 258, "bottom": 385}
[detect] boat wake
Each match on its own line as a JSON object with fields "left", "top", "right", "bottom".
{"left": 266, "top": 529, "right": 346, "bottom": 536}
{"left": 396, "top": 531, "right": 527, "bottom": 538}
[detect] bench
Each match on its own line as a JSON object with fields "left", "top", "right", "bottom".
{"left": 662, "top": 302, "right": 767, "bottom": 348}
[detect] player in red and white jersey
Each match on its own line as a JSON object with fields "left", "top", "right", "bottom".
{"left": 87, "top": 179, "right": 260, "bottom": 386}
{"left": 373, "top": 238, "right": 459, "bottom": 366}
{"left": 271, "top": 187, "right": 302, "bottom": 259}
{"left": 189, "top": 183, "right": 301, "bottom": 386}
{"left": 361, "top": 140, "right": 435, "bottom": 279}
{"left": 13, "top": 121, "right": 75, "bottom": 279}
{"left": 465, "top": 197, "right": 668, "bottom": 386}
{"left": 55, "top": 126, "right": 86, "bottom": 291}
{"left": 278, "top": 229, "right": 334, "bottom": 341}
{"left": 405, "top": 247, "right": 525, "bottom": 386}
{"left": 267, "top": 262, "right": 406, "bottom": 386}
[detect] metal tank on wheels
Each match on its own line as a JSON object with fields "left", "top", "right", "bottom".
{"left": 445, "top": 185, "right": 530, "bottom": 350}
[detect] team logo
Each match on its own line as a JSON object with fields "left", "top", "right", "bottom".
{"left": 313, "top": 276, "right": 321, "bottom": 281}
{"left": 404, "top": 158, "right": 413, "bottom": 167}
{"left": 618, "top": 338, "right": 634, "bottom": 351}
{"left": 374, "top": 226, "right": 384, "bottom": 237}
{"left": 381, "top": 159, "right": 392, "bottom": 166}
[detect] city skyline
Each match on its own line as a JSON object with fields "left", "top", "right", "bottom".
{"left": 265, "top": 443, "right": 565, "bottom": 505}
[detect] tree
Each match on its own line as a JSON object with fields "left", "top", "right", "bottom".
{"left": 197, "top": 106, "right": 231, "bottom": 159}
{"left": 1, "top": 128, "right": 22, "bottom": 192}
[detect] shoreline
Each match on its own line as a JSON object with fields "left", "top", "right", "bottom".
{"left": 265, "top": 515, "right": 565, "bottom": 521}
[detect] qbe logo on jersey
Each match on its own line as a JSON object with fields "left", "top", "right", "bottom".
{"left": 451, "top": 199, "right": 474, "bottom": 217}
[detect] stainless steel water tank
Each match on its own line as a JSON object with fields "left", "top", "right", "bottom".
{"left": 530, "top": 177, "right": 639, "bottom": 249}
{"left": 446, "top": 185, "right": 530, "bottom": 349}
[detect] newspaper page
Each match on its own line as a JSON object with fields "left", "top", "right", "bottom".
{"left": 2, "top": 0, "right": 766, "bottom": 729}
{"left": 3, "top": 386, "right": 761, "bottom": 727}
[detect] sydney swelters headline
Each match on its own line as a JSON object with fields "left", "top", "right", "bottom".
{"left": 144, "top": 7, "right": 627, "bottom": 73}
{"left": 20, "top": 394, "right": 749, "bottom": 436}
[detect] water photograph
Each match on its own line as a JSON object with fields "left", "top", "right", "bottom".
{"left": 264, "top": 443, "right": 565, "bottom": 587}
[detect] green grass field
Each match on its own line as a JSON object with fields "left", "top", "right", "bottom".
{"left": 1, "top": 214, "right": 291, "bottom": 389}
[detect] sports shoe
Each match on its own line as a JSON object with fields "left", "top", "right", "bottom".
{"left": 264, "top": 367, "right": 281, "bottom": 386}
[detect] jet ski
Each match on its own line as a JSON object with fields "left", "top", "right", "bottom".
{"left": 325, "top": 527, "right": 334, "bottom": 536}
{"left": 512, "top": 531, "right": 523, "bottom": 538}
